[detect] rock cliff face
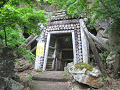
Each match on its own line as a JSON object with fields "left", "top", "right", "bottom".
{"left": 0, "top": 47, "right": 15, "bottom": 77}
{"left": 64, "top": 62, "right": 104, "bottom": 88}
{"left": 0, "top": 39, "right": 24, "bottom": 90}
{"left": 94, "top": 18, "right": 120, "bottom": 51}
{"left": 94, "top": 19, "right": 120, "bottom": 78}
{"left": 34, "top": 1, "right": 57, "bottom": 13}
{"left": 94, "top": 19, "right": 113, "bottom": 38}
{"left": 106, "top": 52, "right": 120, "bottom": 78}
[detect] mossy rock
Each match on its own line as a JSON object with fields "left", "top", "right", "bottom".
{"left": 70, "top": 67, "right": 73, "bottom": 71}
{"left": 12, "top": 74, "right": 21, "bottom": 83}
{"left": 34, "top": 70, "right": 42, "bottom": 72}
{"left": 75, "top": 62, "right": 93, "bottom": 72}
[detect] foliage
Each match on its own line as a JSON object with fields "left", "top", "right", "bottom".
{"left": 90, "top": 54, "right": 95, "bottom": 61}
{"left": 90, "top": 50, "right": 110, "bottom": 68}
{"left": 28, "top": 73, "right": 35, "bottom": 81}
{"left": 68, "top": 82, "right": 72, "bottom": 88}
{"left": 62, "top": 73, "right": 67, "bottom": 76}
{"left": 99, "top": 50, "right": 110, "bottom": 68}
{"left": 28, "top": 75, "right": 33, "bottom": 81}
{"left": 87, "top": 88, "right": 90, "bottom": 90}
{"left": 99, "top": 50, "right": 110, "bottom": 61}
{"left": 28, "top": 71, "right": 31, "bottom": 74}
{"left": 102, "top": 75, "right": 111, "bottom": 85}
{"left": 0, "top": 0, "right": 47, "bottom": 61}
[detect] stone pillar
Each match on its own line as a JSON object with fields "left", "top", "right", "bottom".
{"left": 35, "top": 29, "right": 45, "bottom": 70}
{"left": 80, "top": 19, "right": 89, "bottom": 64}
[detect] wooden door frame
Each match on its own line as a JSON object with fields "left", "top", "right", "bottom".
{"left": 43, "top": 30, "right": 76, "bottom": 71}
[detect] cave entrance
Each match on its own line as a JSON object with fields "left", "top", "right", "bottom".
{"left": 43, "top": 30, "right": 76, "bottom": 71}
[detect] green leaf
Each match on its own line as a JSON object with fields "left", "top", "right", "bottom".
{"left": 106, "top": 78, "right": 111, "bottom": 81}
{"left": 81, "top": 65, "right": 85, "bottom": 68}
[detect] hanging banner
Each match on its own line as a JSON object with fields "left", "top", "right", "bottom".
{"left": 36, "top": 43, "right": 44, "bottom": 56}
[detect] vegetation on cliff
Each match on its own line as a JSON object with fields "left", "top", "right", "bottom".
{"left": 0, "top": 0, "right": 47, "bottom": 60}
{"left": 47, "top": 0, "right": 120, "bottom": 51}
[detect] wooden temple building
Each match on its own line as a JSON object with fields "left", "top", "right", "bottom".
{"left": 35, "top": 11, "right": 89, "bottom": 71}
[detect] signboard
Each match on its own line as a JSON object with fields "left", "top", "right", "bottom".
{"left": 36, "top": 43, "right": 44, "bottom": 56}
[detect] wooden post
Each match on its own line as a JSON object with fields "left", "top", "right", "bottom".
{"left": 55, "top": 58, "right": 58, "bottom": 71}
{"left": 25, "top": 35, "right": 38, "bottom": 48}
{"left": 30, "top": 46, "right": 36, "bottom": 52}
{"left": 80, "top": 22, "right": 89, "bottom": 64}
{"left": 52, "top": 59, "right": 55, "bottom": 70}
{"left": 26, "top": 35, "right": 34, "bottom": 42}
{"left": 72, "top": 31, "right": 77, "bottom": 64}
{"left": 80, "top": 19, "right": 107, "bottom": 75}
{"left": 57, "top": 59, "right": 58, "bottom": 70}
{"left": 89, "top": 33, "right": 110, "bottom": 50}
{"left": 43, "top": 33, "right": 51, "bottom": 71}
{"left": 59, "top": 60, "right": 62, "bottom": 70}
{"left": 52, "top": 39, "right": 57, "bottom": 70}
{"left": 58, "top": 60, "right": 60, "bottom": 70}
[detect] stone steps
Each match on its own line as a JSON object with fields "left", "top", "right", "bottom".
{"left": 32, "top": 71, "right": 71, "bottom": 82}
{"left": 32, "top": 71, "right": 72, "bottom": 90}
{"left": 32, "top": 81, "right": 69, "bottom": 90}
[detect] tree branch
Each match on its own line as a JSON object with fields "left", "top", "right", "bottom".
{"left": 3, "top": 26, "right": 7, "bottom": 46}
{"left": 0, "top": 22, "right": 15, "bottom": 26}
{"left": 5, "top": 22, "right": 14, "bottom": 26}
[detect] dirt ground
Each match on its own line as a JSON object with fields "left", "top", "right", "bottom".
{"left": 101, "top": 78, "right": 120, "bottom": 90}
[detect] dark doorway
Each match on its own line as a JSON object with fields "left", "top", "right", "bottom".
{"left": 46, "top": 33, "right": 73, "bottom": 71}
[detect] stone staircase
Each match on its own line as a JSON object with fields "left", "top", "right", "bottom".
{"left": 32, "top": 71, "right": 72, "bottom": 90}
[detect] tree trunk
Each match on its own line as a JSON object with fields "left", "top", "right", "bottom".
{"left": 17, "top": 64, "right": 32, "bottom": 72}
{"left": 3, "top": 26, "right": 7, "bottom": 46}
